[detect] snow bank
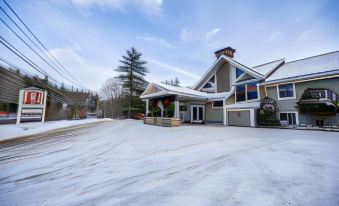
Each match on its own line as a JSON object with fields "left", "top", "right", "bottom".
{"left": 0, "top": 118, "right": 112, "bottom": 141}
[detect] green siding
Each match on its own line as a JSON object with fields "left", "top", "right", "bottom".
{"left": 205, "top": 102, "right": 223, "bottom": 123}
{"left": 295, "top": 77, "right": 339, "bottom": 99}
{"left": 265, "top": 77, "right": 339, "bottom": 125}
{"left": 265, "top": 86, "right": 298, "bottom": 111}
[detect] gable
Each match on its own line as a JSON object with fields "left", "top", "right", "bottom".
{"left": 142, "top": 84, "right": 163, "bottom": 96}
{"left": 236, "top": 72, "right": 256, "bottom": 82}
{"left": 193, "top": 55, "right": 264, "bottom": 90}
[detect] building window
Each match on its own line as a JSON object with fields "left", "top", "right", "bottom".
{"left": 279, "top": 112, "right": 297, "bottom": 125}
{"left": 236, "top": 85, "right": 246, "bottom": 102}
{"left": 236, "top": 68, "right": 245, "bottom": 78}
{"left": 278, "top": 83, "right": 295, "bottom": 99}
{"left": 212, "top": 101, "right": 223, "bottom": 108}
{"left": 247, "top": 82, "right": 258, "bottom": 100}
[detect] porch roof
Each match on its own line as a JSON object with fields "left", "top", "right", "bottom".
{"left": 140, "top": 82, "right": 235, "bottom": 101}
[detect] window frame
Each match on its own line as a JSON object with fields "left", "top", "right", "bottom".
{"left": 235, "top": 82, "right": 260, "bottom": 103}
{"left": 279, "top": 111, "right": 299, "bottom": 125}
{"left": 235, "top": 84, "right": 246, "bottom": 102}
{"left": 246, "top": 82, "right": 259, "bottom": 102}
{"left": 211, "top": 100, "right": 224, "bottom": 109}
{"left": 236, "top": 68, "right": 245, "bottom": 79}
{"left": 276, "top": 83, "right": 296, "bottom": 100}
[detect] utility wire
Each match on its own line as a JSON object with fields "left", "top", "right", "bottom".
{"left": 0, "top": 56, "right": 74, "bottom": 104}
{"left": 2, "top": 0, "right": 88, "bottom": 89}
{"left": 0, "top": 36, "right": 49, "bottom": 77}
{"left": 0, "top": 7, "right": 86, "bottom": 90}
{"left": 0, "top": 36, "right": 75, "bottom": 101}
{"left": 0, "top": 16, "right": 85, "bottom": 90}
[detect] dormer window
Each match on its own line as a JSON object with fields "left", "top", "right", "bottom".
{"left": 203, "top": 82, "right": 214, "bottom": 89}
{"left": 236, "top": 68, "right": 245, "bottom": 79}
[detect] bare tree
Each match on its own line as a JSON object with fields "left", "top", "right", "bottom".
{"left": 100, "top": 78, "right": 124, "bottom": 118}
{"left": 162, "top": 77, "right": 180, "bottom": 86}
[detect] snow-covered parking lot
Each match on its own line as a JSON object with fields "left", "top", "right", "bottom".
{"left": 0, "top": 120, "right": 339, "bottom": 206}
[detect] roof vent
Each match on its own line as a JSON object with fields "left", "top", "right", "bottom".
{"left": 214, "top": 47, "right": 236, "bottom": 58}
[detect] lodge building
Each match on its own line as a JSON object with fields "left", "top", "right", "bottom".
{"left": 140, "top": 47, "right": 339, "bottom": 128}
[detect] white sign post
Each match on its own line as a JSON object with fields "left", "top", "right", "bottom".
{"left": 16, "top": 88, "right": 47, "bottom": 125}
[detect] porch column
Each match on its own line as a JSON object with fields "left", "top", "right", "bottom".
{"left": 145, "top": 99, "right": 149, "bottom": 116}
{"left": 223, "top": 98, "right": 227, "bottom": 126}
{"left": 174, "top": 100, "right": 179, "bottom": 119}
{"left": 250, "top": 109, "right": 255, "bottom": 127}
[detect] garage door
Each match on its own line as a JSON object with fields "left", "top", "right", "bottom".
{"left": 228, "top": 110, "right": 251, "bottom": 127}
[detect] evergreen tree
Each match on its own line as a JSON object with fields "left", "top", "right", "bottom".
{"left": 115, "top": 47, "right": 148, "bottom": 118}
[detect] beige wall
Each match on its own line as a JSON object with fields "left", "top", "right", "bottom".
{"left": 216, "top": 62, "right": 231, "bottom": 92}
{"left": 226, "top": 94, "right": 235, "bottom": 105}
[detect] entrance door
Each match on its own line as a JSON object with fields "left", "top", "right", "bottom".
{"left": 191, "top": 105, "right": 204, "bottom": 123}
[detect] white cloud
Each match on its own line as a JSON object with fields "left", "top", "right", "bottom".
{"left": 298, "top": 29, "right": 313, "bottom": 42}
{"left": 68, "top": 0, "right": 164, "bottom": 15}
{"left": 180, "top": 28, "right": 221, "bottom": 42}
{"left": 147, "top": 58, "right": 199, "bottom": 80}
{"left": 268, "top": 31, "right": 282, "bottom": 42}
{"left": 205, "top": 28, "right": 221, "bottom": 40}
{"left": 136, "top": 36, "right": 174, "bottom": 48}
{"left": 69, "top": 0, "right": 127, "bottom": 10}
{"left": 180, "top": 29, "right": 204, "bottom": 42}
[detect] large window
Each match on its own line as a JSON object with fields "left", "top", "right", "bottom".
{"left": 278, "top": 83, "right": 295, "bottom": 99}
{"left": 236, "top": 85, "right": 246, "bottom": 102}
{"left": 247, "top": 82, "right": 258, "bottom": 100}
{"left": 236, "top": 68, "right": 245, "bottom": 78}
{"left": 236, "top": 82, "right": 258, "bottom": 102}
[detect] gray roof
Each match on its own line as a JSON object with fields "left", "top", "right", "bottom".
{"left": 251, "top": 59, "right": 285, "bottom": 76}
{"left": 265, "top": 51, "right": 339, "bottom": 83}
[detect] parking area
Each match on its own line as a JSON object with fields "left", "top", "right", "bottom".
{"left": 0, "top": 120, "right": 339, "bottom": 206}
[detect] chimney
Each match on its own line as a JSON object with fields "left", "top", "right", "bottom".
{"left": 214, "top": 47, "right": 236, "bottom": 58}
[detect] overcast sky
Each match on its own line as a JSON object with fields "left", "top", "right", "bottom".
{"left": 1, "top": 0, "right": 339, "bottom": 91}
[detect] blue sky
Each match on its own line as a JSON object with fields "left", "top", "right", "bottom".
{"left": 1, "top": 0, "right": 339, "bottom": 91}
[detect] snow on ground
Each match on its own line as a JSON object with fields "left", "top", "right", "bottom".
{"left": 0, "top": 118, "right": 112, "bottom": 141}
{"left": 0, "top": 120, "right": 339, "bottom": 206}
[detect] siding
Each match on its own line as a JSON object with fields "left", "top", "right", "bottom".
{"left": 265, "top": 86, "right": 298, "bottom": 111}
{"left": 216, "top": 62, "right": 231, "bottom": 92}
{"left": 205, "top": 102, "right": 223, "bottom": 123}
{"left": 265, "top": 77, "right": 339, "bottom": 125}
{"left": 296, "top": 77, "right": 339, "bottom": 124}
{"left": 295, "top": 77, "right": 339, "bottom": 99}
{"left": 226, "top": 94, "right": 235, "bottom": 105}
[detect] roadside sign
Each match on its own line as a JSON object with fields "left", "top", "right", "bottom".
{"left": 16, "top": 88, "right": 47, "bottom": 125}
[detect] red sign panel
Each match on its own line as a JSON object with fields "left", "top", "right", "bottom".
{"left": 23, "top": 91, "right": 44, "bottom": 105}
